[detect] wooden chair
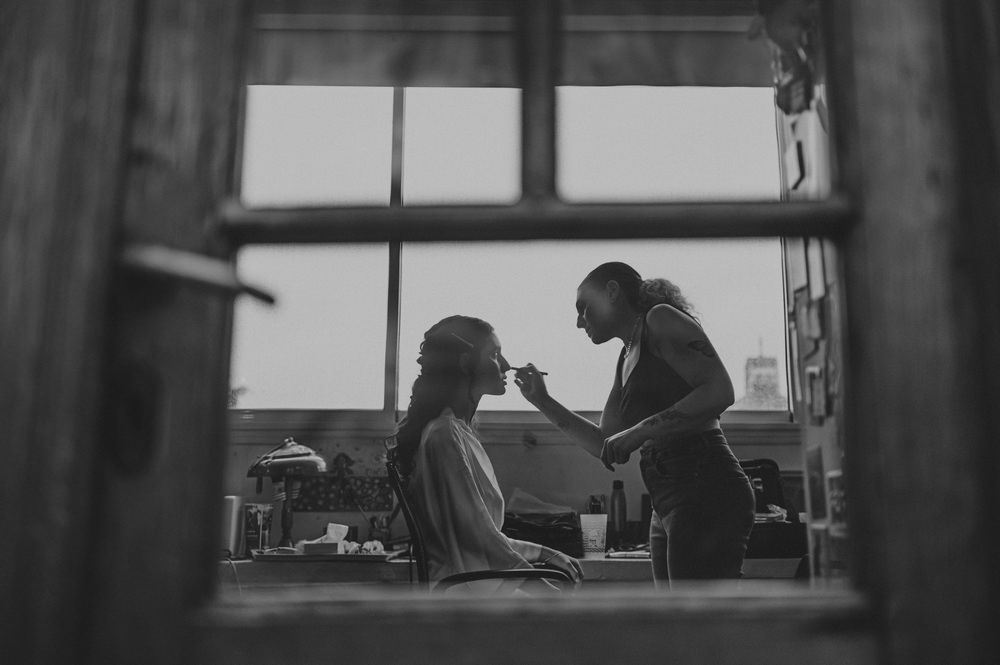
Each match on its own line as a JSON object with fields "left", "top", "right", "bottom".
{"left": 385, "top": 459, "right": 572, "bottom": 592}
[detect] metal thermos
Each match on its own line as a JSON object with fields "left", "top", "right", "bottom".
{"left": 609, "top": 480, "right": 627, "bottom": 547}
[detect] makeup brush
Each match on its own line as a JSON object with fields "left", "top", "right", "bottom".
{"left": 512, "top": 365, "right": 548, "bottom": 376}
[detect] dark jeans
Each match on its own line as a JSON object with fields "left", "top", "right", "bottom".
{"left": 640, "top": 428, "right": 755, "bottom": 587}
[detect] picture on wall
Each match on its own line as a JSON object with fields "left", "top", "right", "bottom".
{"left": 805, "top": 444, "right": 827, "bottom": 519}
{"left": 827, "top": 469, "right": 847, "bottom": 536}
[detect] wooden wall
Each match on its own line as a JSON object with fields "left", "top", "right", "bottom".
{"left": 0, "top": 3, "right": 136, "bottom": 664}
{"left": 837, "top": 1, "right": 998, "bottom": 662}
{"left": 84, "top": 3, "right": 250, "bottom": 665}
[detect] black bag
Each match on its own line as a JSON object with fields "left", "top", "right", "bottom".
{"left": 502, "top": 511, "right": 584, "bottom": 558}
{"left": 739, "top": 458, "right": 808, "bottom": 560}
{"left": 740, "top": 458, "right": 798, "bottom": 518}
{"left": 746, "top": 521, "right": 808, "bottom": 559}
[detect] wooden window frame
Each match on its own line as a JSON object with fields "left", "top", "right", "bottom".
{"left": 14, "top": 0, "right": 999, "bottom": 663}
{"left": 223, "top": 0, "right": 852, "bottom": 540}
{"left": 221, "top": 17, "right": 831, "bottom": 656}
{"left": 125, "top": 0, "right": 874, "bottom": 665}
{"left": 227, "top": 4, "right": 812, "bottom": 437}
{"left": 223, "top": 2, "right": 825, "bottom": 501}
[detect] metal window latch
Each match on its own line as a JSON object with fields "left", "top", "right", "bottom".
{"left": 118, "top": 243, "right": 275, "bottom": 305}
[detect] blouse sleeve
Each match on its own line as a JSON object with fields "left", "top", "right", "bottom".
{"left": 413, "top": 420, "right": 533, "bottom": 576}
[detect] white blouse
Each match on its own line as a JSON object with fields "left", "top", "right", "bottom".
{"left": 408, "top": 409, "right": 534, "bottom": 582}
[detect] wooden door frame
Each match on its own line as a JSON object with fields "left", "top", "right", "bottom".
{"left": 0, "top": 2, "right": 139, "bottom": 664}
{"left": 3, "top": 1, "right": 999, "bottom": 664}
{"left": 82, "top": 3, "right": 252, "bottom": 665}
{"left": 836, "top": 1, "right": 1000, "bottom": 663}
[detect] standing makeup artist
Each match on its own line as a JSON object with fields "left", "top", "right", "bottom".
{"left": 515, "top": 262, "right": 754, "bottom": 587}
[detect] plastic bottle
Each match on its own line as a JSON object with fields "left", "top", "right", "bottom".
{"left": 609, "top": 480, "right": 627, "bottom": 548}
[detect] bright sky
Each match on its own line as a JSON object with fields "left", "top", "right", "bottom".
{"left": 231, "top": 85, "right": 787, "bottom": 411}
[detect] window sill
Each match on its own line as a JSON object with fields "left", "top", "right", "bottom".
{"left": 227, "top": 408, "right": 801, "bottom": 447}
{"left": 197, "top": 585, "right": 875, "bottom": 665}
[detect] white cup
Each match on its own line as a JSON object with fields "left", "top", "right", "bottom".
{"left": 580, "top": 513, "right": 608, "bottom": 555}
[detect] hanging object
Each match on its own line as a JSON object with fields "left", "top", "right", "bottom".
{"left": 749, "top": 0, "right": 819, "bottom": 116}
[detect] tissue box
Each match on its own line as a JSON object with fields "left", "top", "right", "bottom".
{"left": 302, "top": 542, "right": 341, "bottom": 554}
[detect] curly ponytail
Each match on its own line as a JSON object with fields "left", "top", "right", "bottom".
{"left": 584, "top": 262, "right": 696, "bottom": 318}
{"left": 390, "top": 315, "right": 495, "bottom": 476}
{"left": 638, "top": 277, "right": 696, "bottom": 319}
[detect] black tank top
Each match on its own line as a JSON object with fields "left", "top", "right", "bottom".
{"left": 615, "top": 318, "right": 695, "bottom": 429}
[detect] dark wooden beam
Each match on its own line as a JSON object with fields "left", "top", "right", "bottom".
{"left": 218, "top": 196, "right": 855, "bottom": 244}
{"left": 197, "top": 587, "right": 877, "bottom": 665}
{"left": 839, "top": 1, "right": 996, "bottom": 663}
{"left": 519, "top": 0, "right": 558, "bottom": 200}
{"left": 0, "top": 2, "right": 137, "bottom": 664}
{"left": 254, "top": 0, "right": 757, "bottom": 17}
{"left": 944, "top": 1, "right": 1000, "bottom": 660}
{"left": 247, "top": 0, "right": 772, "bottom": 88}
{"left": 249, "top": 26, "right": 772, "bottom": 88}
{"left": 85, "top": 2, "right": 252, "bottom": 665}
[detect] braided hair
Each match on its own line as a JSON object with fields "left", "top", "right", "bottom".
{"left": 390, "top": 315, "right": 495, "bottom": 476}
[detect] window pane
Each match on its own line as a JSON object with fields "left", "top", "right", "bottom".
{"left": 557, "top": 86, "right": 781, "bottom": 203}
{"left": 402, "top": 87, "right": 521, "bottom": 205}
{"left": 398, "top": 240, "right": 788, "bottom": 412}
{"left": 230, "top": 245, "right": 389, "bottom": 409}
{"left": 240, "top": 85, "right": 393, "bottom": 207}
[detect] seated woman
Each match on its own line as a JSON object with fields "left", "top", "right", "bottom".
{"left": 390, "top": 315, "right": 583, "bottom": 588}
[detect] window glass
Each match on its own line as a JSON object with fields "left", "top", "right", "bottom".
{"left": 240, "top": 85, "right": 394, "bottom": 207}
{"left": 398, "top": 239, "right": 788, "bottom": 412}
{"left": 230, "top": 245, "right": 389, "bottom": 409}
{"left": 402, "top": 87, "right": 521, "bottom": 205}
{"left": 557, "top": 86, "right": 781, "bottom": 202}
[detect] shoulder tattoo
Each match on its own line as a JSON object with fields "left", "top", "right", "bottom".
{"left": 688, "top": 339, "right": 717, "bottom": 358}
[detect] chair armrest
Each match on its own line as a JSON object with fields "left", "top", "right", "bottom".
{"left": 434, "top": 568, "right": 572, "bottom": 592}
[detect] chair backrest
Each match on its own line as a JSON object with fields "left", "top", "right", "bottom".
{"left": 385, "top": 459, "right": 430, "bottom": 586}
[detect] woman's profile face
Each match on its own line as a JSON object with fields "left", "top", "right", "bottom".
{"left": 576, "top": 282, "right": 617, "bottom": 344}
{"left": 471, "top": 333, "right": 511, "bottom": 396}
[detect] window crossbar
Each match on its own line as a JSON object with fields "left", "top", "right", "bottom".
{"left": 218, "top": 196, "right": 854, "bottom": 245}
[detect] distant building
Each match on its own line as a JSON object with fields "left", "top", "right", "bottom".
{"left": 732, "top": 344, "right": 787, "bottom": 410}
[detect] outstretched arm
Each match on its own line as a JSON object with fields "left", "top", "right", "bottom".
{"left": 515, "top": 364, "right": 618, "bottom": 469}
{"left": 602, "top": 305, "right": 735, "bottom": 466}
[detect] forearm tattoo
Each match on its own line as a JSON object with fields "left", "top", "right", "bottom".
{"left": 688, "top": 339, "right": 717, "bottom": 358}
{"left": 644, "top": 407, "right": 692, "bottom": 429}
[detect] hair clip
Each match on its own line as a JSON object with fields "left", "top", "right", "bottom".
{"left": 449, "top": 332, "right": 475, "bottom": 349}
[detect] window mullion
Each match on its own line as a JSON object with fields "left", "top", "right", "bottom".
{"left": 390, "top": 86, "right": 404, "bottom": 207}
{"left": 383, "top": 86, "right": 405, "bottom": 414}
{"left": 384, "top": 242, "right": 401, "bottom": 414}
{"left": 519, "top": 0, "right": 558, "bottom": 202}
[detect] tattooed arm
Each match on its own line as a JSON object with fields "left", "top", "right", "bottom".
{"left": 601, "top": 304, "right": 735, "bottom": 466}
{"left": 515, "top": 364, "right": 618, "bottom": 468}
